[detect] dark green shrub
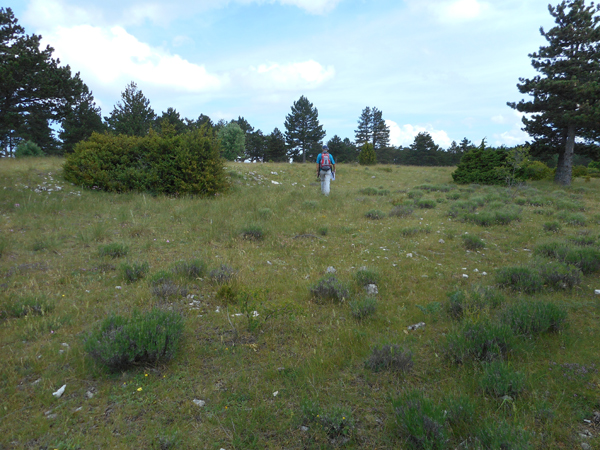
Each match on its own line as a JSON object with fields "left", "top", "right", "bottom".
{"left": 359, "top": 187, "right": 389, "bottom": 196}
{"left": 85, "top": 308, "right": 183, "bottom": 372}
{"left": 562, "top": 247, "right": 600, "bottom": 274}
{"left": 543, "top": 221, "right": 561, "bottom": 232}
{"left": 317, "top": 226, "right": 328, "bottom": 236}
{"left": 534, "top": 241, "right": 567, "bottom": 259}
{"left": 554, "top": 199, "right": 584, "bottom": 211}
{"left": 495, "top": 266, "right": 543, "bottom": 293}
{"left": 500, "top": 300, "right": 567, "bottom": 336}
{"left": 98, "top": 243, "right": 128, "bottom": 258}
{"left": 447, "top": 200, "right": 477, "bottom": 218}
{"left": 556, "top": 211, "right": 587, "bottom": 226}
{"left": 474, "top": 421, "right": 532, "bottom": 450}
{"left": 354, "top": 268, "right": 379, "bottom": 286}
{"left": 63, "top": 129, "right": 228, "bottom": 196}
{"left": 446, "top": 286, "right": 504, "bottom": 320}
{"left": 171, "top": 259, "right": 206, "bottom": 279}
{"left": 568, "top": 235, "right": 596, "bottom": 246}
{"left": 358, "top": 142, "right": 376, "bottom": 165}
{"left": 120, "top": 261, "right": 149, "bottom": 282}
{"left": 589, "top": 161, "right": 600, "bottom": 170}
{"left": 452, "top": 146, "right": 508, "bottom": 185}
{"left": 366, "top": 344, "right": 413, "bottom": 372}
{"left": 349, "top": 296, "right": 377, "bottom": 320}
{"left": 446, "top": 192, "right": 461, "bottom": 200}
{"left": 240, "top": 224, "right": 264, "bottom": 241}
{"left": 408, "top": 190, "right": 424, "bottom": 200}
{"left": 444, "top": 395, "right": 477, "bottom": 438}
{"left": 15, "top": 140, "right": 44, "bottom": 157}
{"left": 310, "top": 275, "right": 349, "bottom": 303}
{"left": 209, "top": 264, "right": 236, "bottom": 284}
{"left": 365, "top": 209, "right": 385, "bottom": 220}
{"left": 0, "top": 295, "right": 53, "bottom": 319}
{"left": 390, "top": 205, "right": 414, "bottom": 217}
{"left": 445, "top": 319, "right": 515, "bottom": 363}
{"left": 572, "top": 165, "right": 588, "bottom": 177}
{"left": 522, "top": 160, "right": 552, "bottom": 180}
{"left": 462, "top": 234, "right": 485, "bottom": 250}
{"left": 215, "top": 284, "right": 238, "bottom": 305}
{"left": 391, "top": 390, "right": 447, "bottom": 450}
{"left": 536, "top": 261, "right": 582, "bottom": 289}
{"left": 416, "top": 199, "right": 437, "bottom": 209}
{"left": 479, "top": 361, "right": 526, "bottom": 397}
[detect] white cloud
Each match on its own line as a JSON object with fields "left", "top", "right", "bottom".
{"left": 244, "top": 60, "right": 335, "bottom": 90}
{"left": 387, "top": 120, "right": 453, "bottom": 148}
{"left": 277, "top": 0, "right": 342, "bottom": 14}
{"left": 406, "top": 0, "right": 490, "bottom": 23}
{"left": 42, "top": 25, "right": 224, "bottom": 92}
{"left": 491, "top": 111, "right": 529, "bottom": 146}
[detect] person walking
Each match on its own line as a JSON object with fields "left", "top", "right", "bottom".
{"left": 316, "top": 144, "right": 336, "bottom": 196}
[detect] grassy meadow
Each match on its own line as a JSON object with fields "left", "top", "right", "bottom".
{"left": 1, "top": 157, "right": 600, "bottom": 449}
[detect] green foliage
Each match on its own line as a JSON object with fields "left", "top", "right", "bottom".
{"left": 365, "top": 344, "right": 413, "bottom": 372}
{"left": 500, "top": 300, "right": 567, "bottom": 336}
{"left": 407, "top": 190, "right": 424, "bottom": 200}
{"left": 364, "top": 209, "right": 385, "bottom": 220}
{"left": 445, "top": 319, "right": 515, "bottom": 363}
{"left": 171, "top": 259, "right": 206, "bottom": 279}
{"left": 572, "top": 165, "right": 589, "bottom": 177}
{"left": 98, "top": 243, "right": 128, "bottom": 258}
{"left": 446, "top": 286, "right": 504, "bottom": 321}
{"left": 495, "top": 266, "right": 544, "bottom": 293}
{"left": 309, "top": 275, "right": 349, "bottom": 303}
{"left": 556, "top": 211, "right": 587, "bottom": 226}
{"left": 461, "top": 234, "right": 485, "bottom": 250}
{"left": 208, "top": 264, "right": 236, "bottom": 284}
{"left": 354, "top": 268, "right": 379, "bottom": 286}
{"left": 391, "top": 389, "right": 447, "bottom": 450}
{"left": 240, "top": 224, "right": 264, "bottom": 241}
{"left": 543, "top": 221, "right": 561, "bottom": 232}
{"left": 452, "top": 144, "right": 508, "bottom": 185}
{"left": 349, "top": 296, "right": 377, "bottom": 320}
{"left": 358, "top": 142, "right": 377, "bottom": 165}
{"left": 589, "top": 161, "right": 600, "bottom": 170}
{"left": 218, "top": 121, "right": 245, "bottom": 161}
{"left": 284, "top": 95, "right": 325, "bottom": 163}
{"left": 105, "top": 81, "right": 156, "bottom": 136}
{"left": 535, "top": 241, "right": 600, "bottom": 274}
{"left": 464, "top": 207, "right": 521, "bottom": 226}
{"left": 15, "top": 140, "right": 44, "bottom": 157}
{"left": 301, "top": 401, "right": 355, "bottom": 440}
{"left": 355, "top": 106, "right": 390, "bottom": 149}
{"left": 536, "top": 260, "right": 582, "bottom": 289}
{"left": 120, "top": 261, "right": 149, "bottom": 282}
{"left": 84, "top": 308, "right": 184, "bottom": 372}
{"left": 479, "top": 361, "right": 526, "bottom": 397}
{"left": 358, "top": 187, "right": 389, "bottom": 195}
{"left": 522, "top": 160, "right": 553, "bottom": 180}
{"left": 0, "top": 295, "right": 53, "bottom": 320}
{"left": 390, "top": 204, "right": 414, "bottom": 217}
{"left": 416, "top": 199, "right": 437, "bottom": 209}
{"left": 63, "top": 128, "right": 228, "bottom": 196}
{"left": 474, "top": 421, "right": 532, "bottom": 450}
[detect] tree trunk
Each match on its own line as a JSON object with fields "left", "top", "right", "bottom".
{"left": 555, "top": 124, "right": 575, "bottom": 186}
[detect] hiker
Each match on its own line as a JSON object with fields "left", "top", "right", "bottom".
{"left": 316, "top": 145, "right": 336, "bottom": 196}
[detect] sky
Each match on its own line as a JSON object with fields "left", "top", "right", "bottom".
{"left": 7, "top": 0, "right": 556, "bottom": 148}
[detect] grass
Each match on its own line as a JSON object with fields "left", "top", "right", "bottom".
{"left": 0, "top": 158, "right": 599, "bottom": 449}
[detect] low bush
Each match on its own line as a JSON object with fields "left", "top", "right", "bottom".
{"left": 474, "top": 421, "right": 533, "bottom": 450}
{"left": 523, "top": 160, "right": 552, "bottom": 180}
{"left": 349, "top": 296, "right": 377, "bottom": 320}
{"left": 309, "top": 275, "right": 349, "bottom": 303}
{"left": 495, "top": 266, "right": 544, "bottom": 293}
{"left": 303, "top": 200, "right": 318, "bottom": 209}
{"left": 365, "top": 344, "right": 413, "bottom": 372}
{"left": 416, "top": 199, "right": 437, "bottom": 209}
{"left": 257, "top": 208, "right": 272, "bottom": 219}
{"left": 446, "top": 286, "right": 504, "bottom": 320}
{"left": 400, "top": 226, "right": 431, "bottom": 237}
{"left": 0, "top": 295, "right": 53, "bottom": 319}
{"left": 479, "top": 361, "right": 526, "bottom": 397}
{"left": 301, "top": 401, "right": 355, "bottom": 441}
{"left": 447, "top": 200, "right": 478, "bottom": 218}
{"left": 446, "top": 192, "right": 461, "bottom": 200}
{"left": 359, "top": 187, "right": 389, "bottom": 196}
{"left": 15, "top": 140, "right": 44, "bottom": 157}
{"left": 536, "top": 260, "right": 582, "bottom": 289}
{"left": 500, "top": 300, "right": 567, "bottom": 336}
{"left": 209, "top": 264, "right": 236, "bottom": 284}
{"left": 391, "top": 390, "right": 447, "bottom": 450}
{"left": 543, "top": 221, "right": 561, "bottom": 232}
{"left": 390, "top": 205, "right": 414, "bottom": 217}
{"left": 407, "top": 190, "right": 424, "bottom": 200}
{"left": 240, "top": 224, "right": 264, "bottom": 241}
{"left": 172, "top": 259, "right": 206, "bottom": 279}
{"left": 556, "top": 211, "right": 587, "bottom": 226}
{"left": 444, "top": 395, "right": 477, "bottom": 439}
{"left": 365, "top": 209, "right": 386, "bottom": 220}
{"left": 354, "top": 268, "right": 379, "bottom": 286}
{"left": 317, "top": 226, "right": 328, "bottom": 236}
{"left": 85, "top": 308, "right": 184, "bottom": 372}
{"left": 98, "top": 243, "right": 129, "bottom": 258}
{"left": 120, "top": 262, "right": 149, "bottom": 282}
{"left": 462, "top": 234, "right": 485, "bottom": 251}
{"left": 568, "top": 235, "right": 596, "bottom": 246}
{"left": 445, "top": 319, "right": 515, "bottom": 363}
{"left": 562, "top": 247, "right": 600, "bottom": 274}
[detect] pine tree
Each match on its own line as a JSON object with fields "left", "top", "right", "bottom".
{"left": 155, "top": 108, "right": 187, "bottom": 136}
{"left": 266, "top": 128, "right": 287, "bottom": 162}
{"left": 105, "top": 82, "right": 156, "bottom": 136}
{"left": 0, "top": 7, "right": 85, "bottom": 156}
{"left": 60, "top": 85, "right": 105, "bottom": 153}
{"left": 508, "top": 0, "right": 600, "bottom": 185}
{"left": 355, "top": 106, "right": 390, "bottom": 149}
{"left": 355, "top": 107, "right": 372, "bottom": 147}
{"left": 217, "top": 121, "right": 245, "bottom": 161}
{"left": 284, "top": 96, "right": 326, "bottom": 163}
{"left": 372, "top": 108, "right": 390, "bottom": 149}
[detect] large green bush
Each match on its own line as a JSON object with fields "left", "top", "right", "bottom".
{"left": 452, "top": 146, "right": 508, "bottom": 185}
{"left": 63, "top": 127, "right": 228, "bottom": 196}
{"left": 358, "top": 142, "right": 376, "bottom": 165}
{"left": 15, "top": 140, "right": 44, "bottom": 157}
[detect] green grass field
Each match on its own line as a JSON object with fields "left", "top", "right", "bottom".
{"left": 1, "top": 157, "right": 599, "bottom": 449}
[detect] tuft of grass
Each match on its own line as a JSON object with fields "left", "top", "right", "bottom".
{"left": 0, "top": 295, "right": 53, "bottom": 320}
{"left": 301, "top": 402, "right": 355, "bottom": 441}
{"left": 317, "top": 226, "right": 328, "bottom": 236}
{"left": 390, "top": 204, "right": 414, "bottom": 217}
{"left": 495, "top": 266, "right": 544, "bottom": 294}
{"left": 120, "top": 261, "right": 150, "bottom": 282}
{"left": 474, "top": 421, "right": 533, "bottom": 450}
{"left": 364, "top": 209, "right": 386, "bottom": 220}
{"left": 98, "top": 243, "right": 128, "bottom": 258}
{"left": 171, "top": 259, "right": 206, "bottom": 279}
{"left": 400, "top": 226, "right": 431, "bottom": 237}
{"left": 349, "top": 295, "right": 377, "bottom": 320}
{"left": 365, "top": 344, "right": 413, "bottom": 372}
{"left": 257, "top": 207, "right": 272, "bottom": 219}
{"left": 309, "top": 275, "right": 349, "bottom": 303}
{"left": 479, "top": 361, "right": 526, "bottom": 398}
{"left": 407, "top": 190, "right": 424, "bottom": 200}
{"left": 240, "top": 224, "right": 264, "bottom": 241}
{"left": 445, "top": 319, "right": 515, "bottom": 364}
{"left": 353, "top": 267, "right": 379, "bottom": 286}
{"left": 535, "top": 260, "right": 582, "bottom": 289}
{"left": 209, "top": 264, "right": 236, "bottom": 284}
{"left": 500, "top": 300, "right": 567, "bottom": 336}
{"left": 461, "top": 234, "right": 485, "bottom": 250}
{"left": 556, "top": 211, "right": 587, "bottom": 226}
{"left": 84, "top": 308, "right": 184, "bottom": 372}
{"left": 543, "top": 221, "right": 561, "bottom": 232}
{"left": 416, "top": 198, "right": 437, "bottom": 209}
{"left": 446, "top": 286, "right": 504, "bottom": 320}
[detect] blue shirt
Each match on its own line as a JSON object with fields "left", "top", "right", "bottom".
{"left": 317, "top": 153, "right": 335, "bottom": 165}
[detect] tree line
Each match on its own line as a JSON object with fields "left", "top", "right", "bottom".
{"left": 2, "top": 1, "right": 599, "bottom": 185}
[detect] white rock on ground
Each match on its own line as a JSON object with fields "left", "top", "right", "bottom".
{"left": 52, "top": 385, "right": 66, "bottom": 398}
{"left": 193, "top": 399, "right": 206, "bottom": 407}
{"left": 326, "top": 266, "right": 336, "bottom": 273}
{"left": 408, "top": 322, "right": 426, "bottom": 331}
{"left": 595, "top": 290, "right": 600, "bottom": 295}
{"left": 365, "top": 284, "right": 378, "bottom": 295}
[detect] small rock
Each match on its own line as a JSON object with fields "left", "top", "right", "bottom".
{"left": 85, "top": 390, "right": 95, "bottom": 399}
{"left": 300, "top": 426, "right": 309, "bottom": 432}
{"left": 581, "top": 443, "right": 591, "bottom": 450}
{"left": 32, "top": 378, "right": 41, "bottom": 385}
{"left": 74, "top": 407, "right": 83, "bottom": 412}
{"left": 192, "top": 399, "right": 206, "bottom": 407}
{"left": 371, "top": 176, "right": 376, "bottom": 178}
{"left": 115, "top": 286, "right": 122, "bottom": 290}
{"left": 462, "top": 274, "right": 469, "bottom": 279}
{"left": 326, "top": 266, "right": 336, "bottom": 273}
{"left": 473, "top": 269, "right": 479, "bottom": 273}
{"left": 501, "top": 395, "right": 513, "bottom": 402}
{"left": 273, "top": 391, "right": 279, "bottom": 397}
{"left": 271, "top": 180, "right": 280, "bottom": 185}
{"left": 408, "top": 322, "right": 425, "bottom": 331}
{"left": 406, "top": 253, "right": 413, "bottom": 258}
{"left": 595, "top": 290, "right": 600, "bottom": 295}
{"left": 365, "top": 284, "right": 378, "bottom": 295}
{"left": 438, "top": 239, "right": 445, "bottom": 244}
{"left": 52, "top": 384, "right": 66, "bottom": 398}
{"left": 482, "top": 272, "right": 488, "bottom": 276}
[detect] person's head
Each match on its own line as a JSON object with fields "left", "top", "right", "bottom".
{"left": 322, "top": 144, "right": 329, "bottom": 153}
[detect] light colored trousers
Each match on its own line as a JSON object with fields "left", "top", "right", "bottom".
{"left": 319, "top": 169, "right": 332, "bottom": 195}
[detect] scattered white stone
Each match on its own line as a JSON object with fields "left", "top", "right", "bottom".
{"left": 85, "top": 390, "right": 95, "bottom": 399}
{"left": 462, "top": 267, "right": 467, "bottom": 270}
{"left": 62, "top": 343, "right": 69, "bottom": 348}
{"left": 326, "top": 266, "right": 336, "bottom": 273}
{"left": 371, "top": 176, "right": 376, "bottom": 178}
{"left": 473, "top": 269, "right": 479, "bottom": 273}
{"left": 192, "top": 399, "right": 206, "bottom": 407}
{"left": 595, "top": 290, "right": 600, "bottom": 295}
{"left": 267, "top": 261, "right": 272, "bottom": 265}
{"left": 462, "top": 274, "right": 469, "bottom": 279}
{"left": 251, "top": 311, "right": 259, "bottom": 317}
{"left": 438, "top": 239, "right": 445, "bottom": 244}
{"left": 365, "top": 284, "right": 378, "bottom": 295}
{"left": 32, "top": 378, "right": 42, "bottom": 385}
{"left": 406, "top": 253, "right": 413, "bottom": 258}
{"left": 482, "top": 272, "right": 488, "bottom": 276}
{"left": 271, "top": 181, "right": 280, "bottom": 185}
{"left": 408, "top": 322, "right": 426, "bottom": 331}
{"left": 52, "top": 384, "right": 66, "bottom": 398}
{"left": 115, "top": 286, "right": 122, "bottom": 290}
{"left": 74, "top": 407, "right": 83, "bottom": 412}
{"left": 273, "top": 391, "right": 279, "bottom": 397}
{"left": 271, "top": 172, "right": 278, "bottom": 175}
{"left": 215, "top": 307, "right": 221, "bottom": 313}
{"left": 300, "top": 426, "right": 309, "bottom": 432}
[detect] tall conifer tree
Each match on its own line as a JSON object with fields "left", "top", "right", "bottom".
{"left": 355, "top": 106, "right": 390, "bottom": 149}
{"left": 508, "top": 0, "right": 600, "bottom": 185}
{"left": 105, "top": 82, "right": 156, "bottom": 136}
{"left": 284, "top": 96, "right": 325, "bottom": 163}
